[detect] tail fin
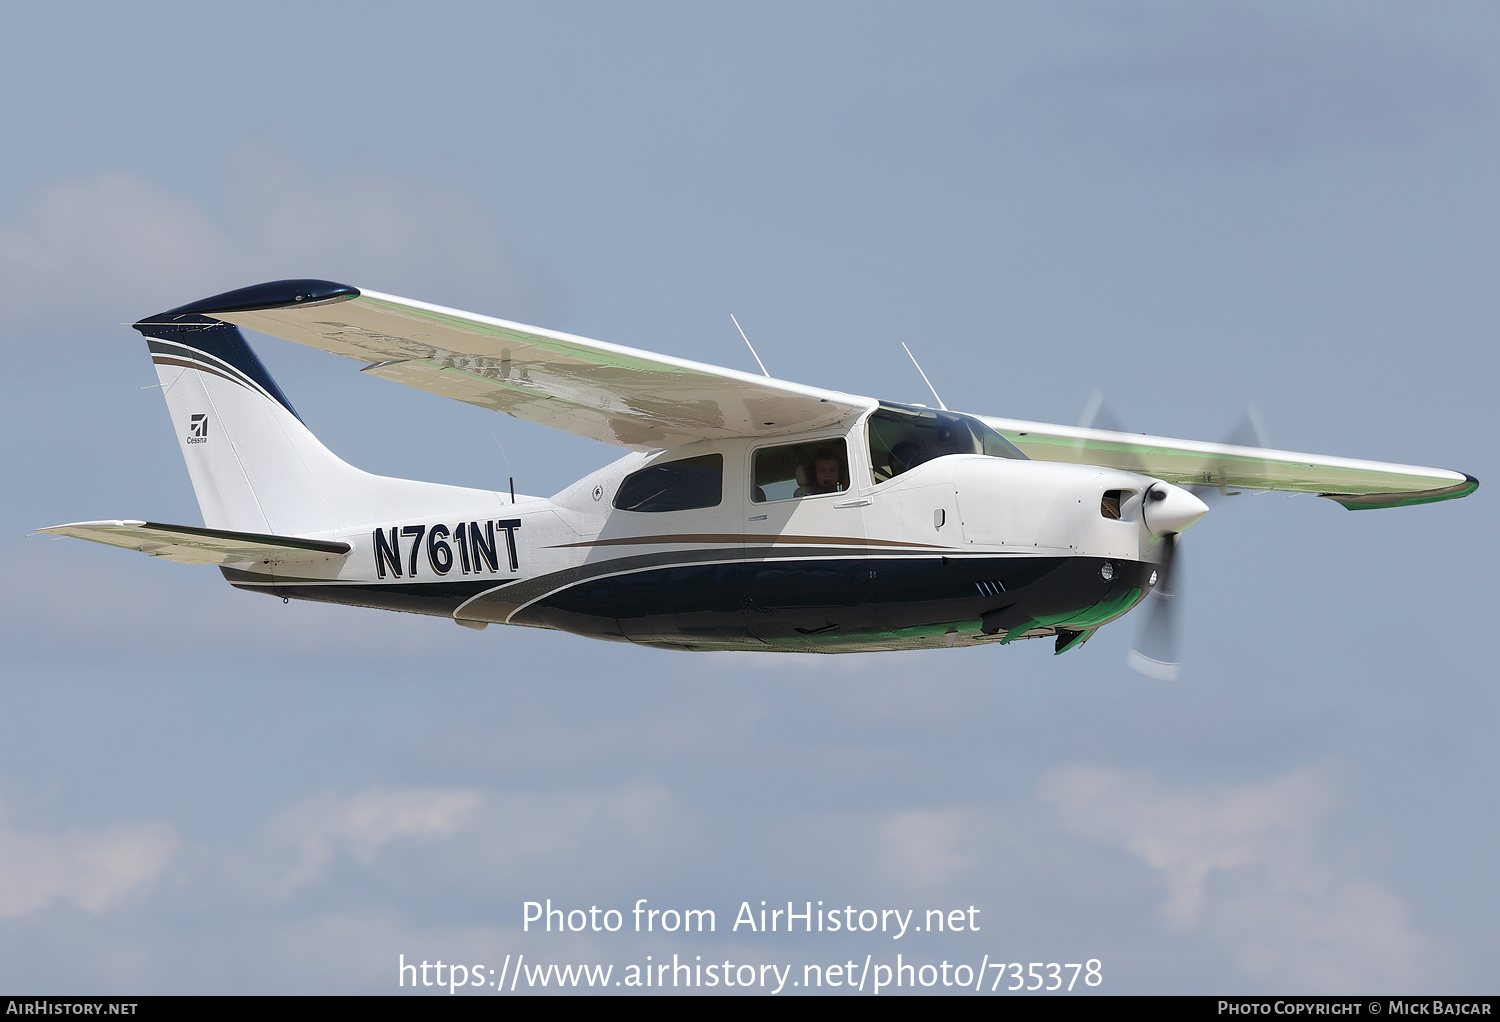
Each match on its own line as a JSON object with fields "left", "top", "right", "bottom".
{"left": 136, "top": 279, "right": 504, "bottom": 535}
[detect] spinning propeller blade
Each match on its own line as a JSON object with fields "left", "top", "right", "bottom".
{"left": 1128, "top": 532, "right": 1180, "bottom": 680}
{"left": 1189, "top": 402, "right": 1273, "bottom": 502}
{"left": 1077, "top": 390, "right": 1146, "bottom": 473}
{"left": 1078, "top": 392, "right": 1234, "bottom": 680}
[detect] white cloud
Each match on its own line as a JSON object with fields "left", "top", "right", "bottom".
{"left": 211, "top": 781, "right": 684, "bottom": 903}
{"left": 1041, "top": 761, "right": 1334, "bottom": 926}
{"left": 1040, "top": 761, "right": 1426, "bottom": 991}
{"left": 0, "top": 756, "right": 1452, "bottom": 992}
{"left": 404, "top": 783, "right": 690, "bottom": 898}
{"left": 0, "top": 784, "right": 487, "bottom": 919}
{"left": 874, "top": 808, "right": 975, "bottom": 890}
{"left": 0, "top": 144, "right": 554, "bottom": 341}
{"left": 249, "top": 787, "right": 483, "bottom": 898}
{"left": 0, "top": 797, "right": 177, "bottom": 916}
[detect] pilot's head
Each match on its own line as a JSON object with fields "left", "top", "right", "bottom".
{"left": 891, "top": 440, "right": 920, "bottom": 473}
{"left": 811, "top": 450, "right": 842, "bottom": 493}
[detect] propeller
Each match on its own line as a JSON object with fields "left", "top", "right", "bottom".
{"left": 1128, "top": 530, "right": 1181, "bottom": 680}
{"left": 1078, "top": 393, "right": 1255, "bottom": 679}
{"left": 1189, "top": 403, "right": 1271, "bottom": 501}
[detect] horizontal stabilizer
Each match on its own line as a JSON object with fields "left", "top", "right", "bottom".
{"left": 38, "top": 521, "right": 351, "bottom": 566}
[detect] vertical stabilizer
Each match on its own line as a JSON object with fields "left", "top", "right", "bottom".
{"left": 136, "top": 280, "right": 506, "bottom": 535}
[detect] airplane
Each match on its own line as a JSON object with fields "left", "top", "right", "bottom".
{"left": 39, "top": 279, "right": 1478, "bottom": 677}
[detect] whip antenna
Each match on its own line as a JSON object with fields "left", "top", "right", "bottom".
{"left": 487, "top": 424, "right": 516, "bottom": 503}
{"left": 731, "top": 314, "right": 770, "bottom": 377}
{"left": 901, "top": 342, "right": 947, "bottom": 410}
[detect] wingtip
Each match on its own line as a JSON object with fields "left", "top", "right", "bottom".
{"left": 1324, "top": 472, "right": 1480, "bottom": 511}
{"left": 38, "top": 519, "right": 146, "bottom": 534}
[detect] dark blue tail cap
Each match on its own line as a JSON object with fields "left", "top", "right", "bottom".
{"left": 131, "top": 280, "right": 356, "bottom": 422}
{"left": 142, "top": 278, "right": 359, "bottom": 320}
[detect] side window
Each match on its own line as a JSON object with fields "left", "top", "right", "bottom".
{"left": 614, "top": 454, "right": 723, "bottom": 512}
{"left": 752, "top": 440, "right": 849, "bottom": 503}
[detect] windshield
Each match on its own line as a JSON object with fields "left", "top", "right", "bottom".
{"left": 867, "top": 403, "right": 1027, "bottom": 483}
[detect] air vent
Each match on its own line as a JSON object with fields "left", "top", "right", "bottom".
{"left": 1101, "top": 489, "right": 1124, "bottom": 520}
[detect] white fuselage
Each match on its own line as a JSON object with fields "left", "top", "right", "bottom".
{"left": 225, "top": 409, "right": 1180, "bottom": 652}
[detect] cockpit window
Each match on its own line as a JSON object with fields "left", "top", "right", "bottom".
{"left": 614, "top": 454, "right": 723, "bottom": 512}
{"left": 867, "top": 403, "right": 1027, "bottom": 483}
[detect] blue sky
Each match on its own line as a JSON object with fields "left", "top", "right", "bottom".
{"left": 0, "top": 1, "right": 1495, "bottom": 993}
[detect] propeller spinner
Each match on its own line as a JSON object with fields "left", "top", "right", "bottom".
{"left": 1129, "top": 482, "right": 1209, "bottom": 679}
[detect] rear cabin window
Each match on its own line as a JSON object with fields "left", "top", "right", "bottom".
{"left": 752, "top": 440, "right": 849, "bottom": 502}
{"left": 614, "top": 454, "right": 723, "bottom": 512}
{"left": 867, "top": 403, "right": 1027, "bottom": 484}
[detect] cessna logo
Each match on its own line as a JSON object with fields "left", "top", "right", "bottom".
{"left": 186, "top": 413, "right": 209, "bottom": 444}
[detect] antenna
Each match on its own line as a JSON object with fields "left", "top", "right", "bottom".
{"left": 731, "top": 314, "right": 770, "bottom": 377}
{"left": 487, "top": 424, "right": 516, "bottom": 503}
{"left": 901, "top": 342, "right": 947, "bottom": 410}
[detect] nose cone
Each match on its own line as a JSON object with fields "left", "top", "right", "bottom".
{"left": 1143, "top": 482, "right": 1209, "bottom": 536}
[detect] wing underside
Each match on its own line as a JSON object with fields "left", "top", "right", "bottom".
{"left": 213, "top": 289, "right": 870, "bottom": 450}
{"left": 38, "top": 521, "right": 352, "bottom": 566}
{"left": 982, "top": 416, "right": 1477, "bottom": 509}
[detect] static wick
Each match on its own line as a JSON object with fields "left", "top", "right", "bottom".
{"left": 901, "top": 342, "right": 947, "bottom": 410}
{"left": 731, "top": 314, "right": 770, "bottom": 377}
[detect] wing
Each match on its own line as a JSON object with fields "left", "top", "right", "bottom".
{"left": 148, "top": 280, "right": 871, "bottom": 450}
{"left": 136, "top": 281, "right": 1475, "bottom": 507}
{"left": 980, "top": 416, "right": 1477, "bottom": 509}
{"left": 38, "top": 521, "right": 351, "bottom": 566}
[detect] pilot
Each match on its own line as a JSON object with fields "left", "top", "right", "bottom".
{"left": 797, "top": 448, "right": 844, "bottom": 496}
{"left": 891, "top": 440, "right": 928, "bottom": 475}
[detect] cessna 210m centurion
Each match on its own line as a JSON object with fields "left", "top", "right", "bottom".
{"left": 41, "top": 280, "right": 1477, "bottom": 676}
